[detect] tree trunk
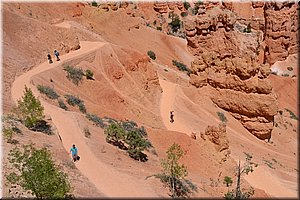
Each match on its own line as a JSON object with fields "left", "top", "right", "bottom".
{"left": 236, "top": 161, "right": 241, "bottom": 199}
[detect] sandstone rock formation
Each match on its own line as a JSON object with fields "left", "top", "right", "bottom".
{"left": 201, "top": 123, "right": 230, "bottom": 161}
{"left": 153, "top": 1, "right": 184, "bottom": 14}
{"left": 264, "top": 2, "right": 298, "bottom": 65}
{"left": 185, "top": 3, "right": 282, "bottom": 140}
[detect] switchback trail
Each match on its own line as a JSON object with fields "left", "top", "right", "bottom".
{"left": 11, "top": 41, "right": 158, "bottom": 198}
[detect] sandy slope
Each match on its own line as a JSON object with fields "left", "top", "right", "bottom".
{"left": 9, "top": 17, "right": 297, "bottom": 198}
{"left": 158, "top": 73, "right": 297, "bottom": 198}
{"left": 244, "top": 165, "right": 296, "bottom": 197}
{"left": 11, "top": 41, "right": 159, "bottom": 197}
{"left": 159, "top": 78, "right": 192, "bottom": 134}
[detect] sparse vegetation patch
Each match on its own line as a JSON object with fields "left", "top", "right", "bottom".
{"left": 172, "top": 60, "right": 192, "bottom": 75}
{"left": 86, "top": 113, "right": 106, "bottom": 128}
{"left": 285, "top": 108, "right": 298, "bottom": 120}
{"left": 63, "top": 65, "right": 84, "bottom": 85}
{"left": 217, "top": 111, "right": 227, "bottom": 123}
{"left": 37, "top": 85, "right": 59, "bottom": 99}
{"left": 64, "top": 94, "right": 86, "bottom": 113}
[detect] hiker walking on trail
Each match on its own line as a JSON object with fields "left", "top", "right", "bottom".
{"left": 54, "top": 49, "right": 60, "bottom": 61}
{"left": 170, "top": 111, "right": 174, "bottom": 123}
{"left": 70, "top": 144, "right": 78, "bottom": 162}
{"left": 47, "top": 53, "right": 53, "bottom": 64}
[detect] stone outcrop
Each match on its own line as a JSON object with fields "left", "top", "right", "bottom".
{"left": 189, "top": 51, "right": 278, "bottom": 139}
{"left": 264, "top": 2, "right": 298, "bottom": 65}
{"left": 153, "top": 1, "right": 184, "bottom": 14}
{"left": 201, "top": 123, "right": 230, "bottom": 161}
{"left": 185, "top": 3, "right": 284, "bottom": 140}
{"left": 98, "top": 2, "right": 129, "bottom": 12}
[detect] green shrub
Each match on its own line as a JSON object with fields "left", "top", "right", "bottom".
{"left": 104, "top": 122, "right": 126, "bottom": 145}
{"left": 147, "top": 143, "right": 197, "bottom": 198}
{"left": 104, "top": 120, "right": 153, "bottom": 161}
{"left": 58, "top": 99, "right": 68, "bottom": 110}
{"left": 63, "top": 65, "right": 84, "bottom": 85}
{"left": 85, "top": 69, "right": 94, "bottom": 80}
{"left": 183, "top": 1, "right": 191, "bottom": 10}
{"left": 64, "top": 94, "right": 86, "bottom": 113}
{"left": 125, "top": 131, "right": 151, "bottom": 161}
{"left": 147, "top": 50, "right": 156, "bottom": 60}
{"left": 217, "top": 111, "right": 227, "bottom": 123}
{"left": 91, "top": 1, "right": 97, "bottom": 7}
{"left": 17, "top": 86, "right": 45, "bottom": 129}
{"left": 37, "top": 85, "right": 59, "bottom": 99}
{"left": 64, "top": 94, "right": 82, "bottom": 106}
{"left": 172, "top": 60, "right": 192, "bottom": 75}
{"left": 285, "top": 108, "right": 298, "bottom": 120}
{"left": 169, "top": 14, "right": 181, "bottom": 32}
{"left": 181, "top": 12, "right": 188, "bottom": 17}
{"left": 7, "top": 144, "right": 71, "bottom": 198}
{"left": 223, "top": 176, "right": 233, "bottom": 187}
{"left": 86, "top": 113, "right": 106, "bottom": 128}
{"left": 120, "top": 120, "right": 147, "bottom": 137}
{"left": 78, "top": 103, "right": 86, "bottom": 113}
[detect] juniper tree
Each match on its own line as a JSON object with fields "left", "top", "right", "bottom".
{"left": 147, "top": 143, "right": 197, "bottom": 198}
{"left": 7, "top": 144, "right": 71, "bottom": 199}
{"left": 17, "top": 86, "right": 44, "bottom": 129}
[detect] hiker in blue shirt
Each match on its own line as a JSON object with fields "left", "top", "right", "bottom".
{"left": 54, "top": 49, "right": 60, "bottom": 61}
{"left": 70, "top": 144, "right": 78, "bottom": 162}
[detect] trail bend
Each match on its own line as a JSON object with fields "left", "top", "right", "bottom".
{"left": 11, "top": 41, "right": 158, "bottom": 198}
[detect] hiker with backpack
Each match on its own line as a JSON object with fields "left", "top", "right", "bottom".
{"left": 54, "top": 49, "right": 60, "bottom": 61}
{"left": 70, "top": 144, "right": 79, "bottom": 162}
{"left": 47, "top": 53, "right": 53, "bottom": 64}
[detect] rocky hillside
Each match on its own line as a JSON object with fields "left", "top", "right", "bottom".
{"left": 180, "top": 1, "right": 298, "bottom": 140}
{"left": 3, "top": 1, "right": 298, "bottom": 198}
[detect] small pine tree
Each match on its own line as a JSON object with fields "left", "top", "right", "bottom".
{"left": 224, "top": 154, "right": 256, "bottom": 199}
{"left": 147, "top": 143, "right": 197, "bottom": 198}
{"left": 17, "top": 86, "right": 44, "bottom": 129}
{"left": 223, "top": 176, "right": 233, "bottom": 187}
{"left": 7, "top": 144, "right": 71, "bottom": 198}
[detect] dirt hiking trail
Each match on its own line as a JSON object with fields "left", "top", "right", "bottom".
{"left": 11, "top": 41, "right": 158, "bottom": 198}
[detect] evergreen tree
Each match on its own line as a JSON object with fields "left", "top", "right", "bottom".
{"left": 147, "top": 143, "right": 197, "bottom": 198}
{"left": 17, "top": 86, "right": 44, "bottom": 129}
{"left": 7, "top": 144, "right": 71, "bottom": 199}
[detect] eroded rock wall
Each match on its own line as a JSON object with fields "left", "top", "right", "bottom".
{"left": 264, "top": 2, "right": 298, "bottom": 65}
{"left": 185, "top": 3, "right": 287, "bottom": 140}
